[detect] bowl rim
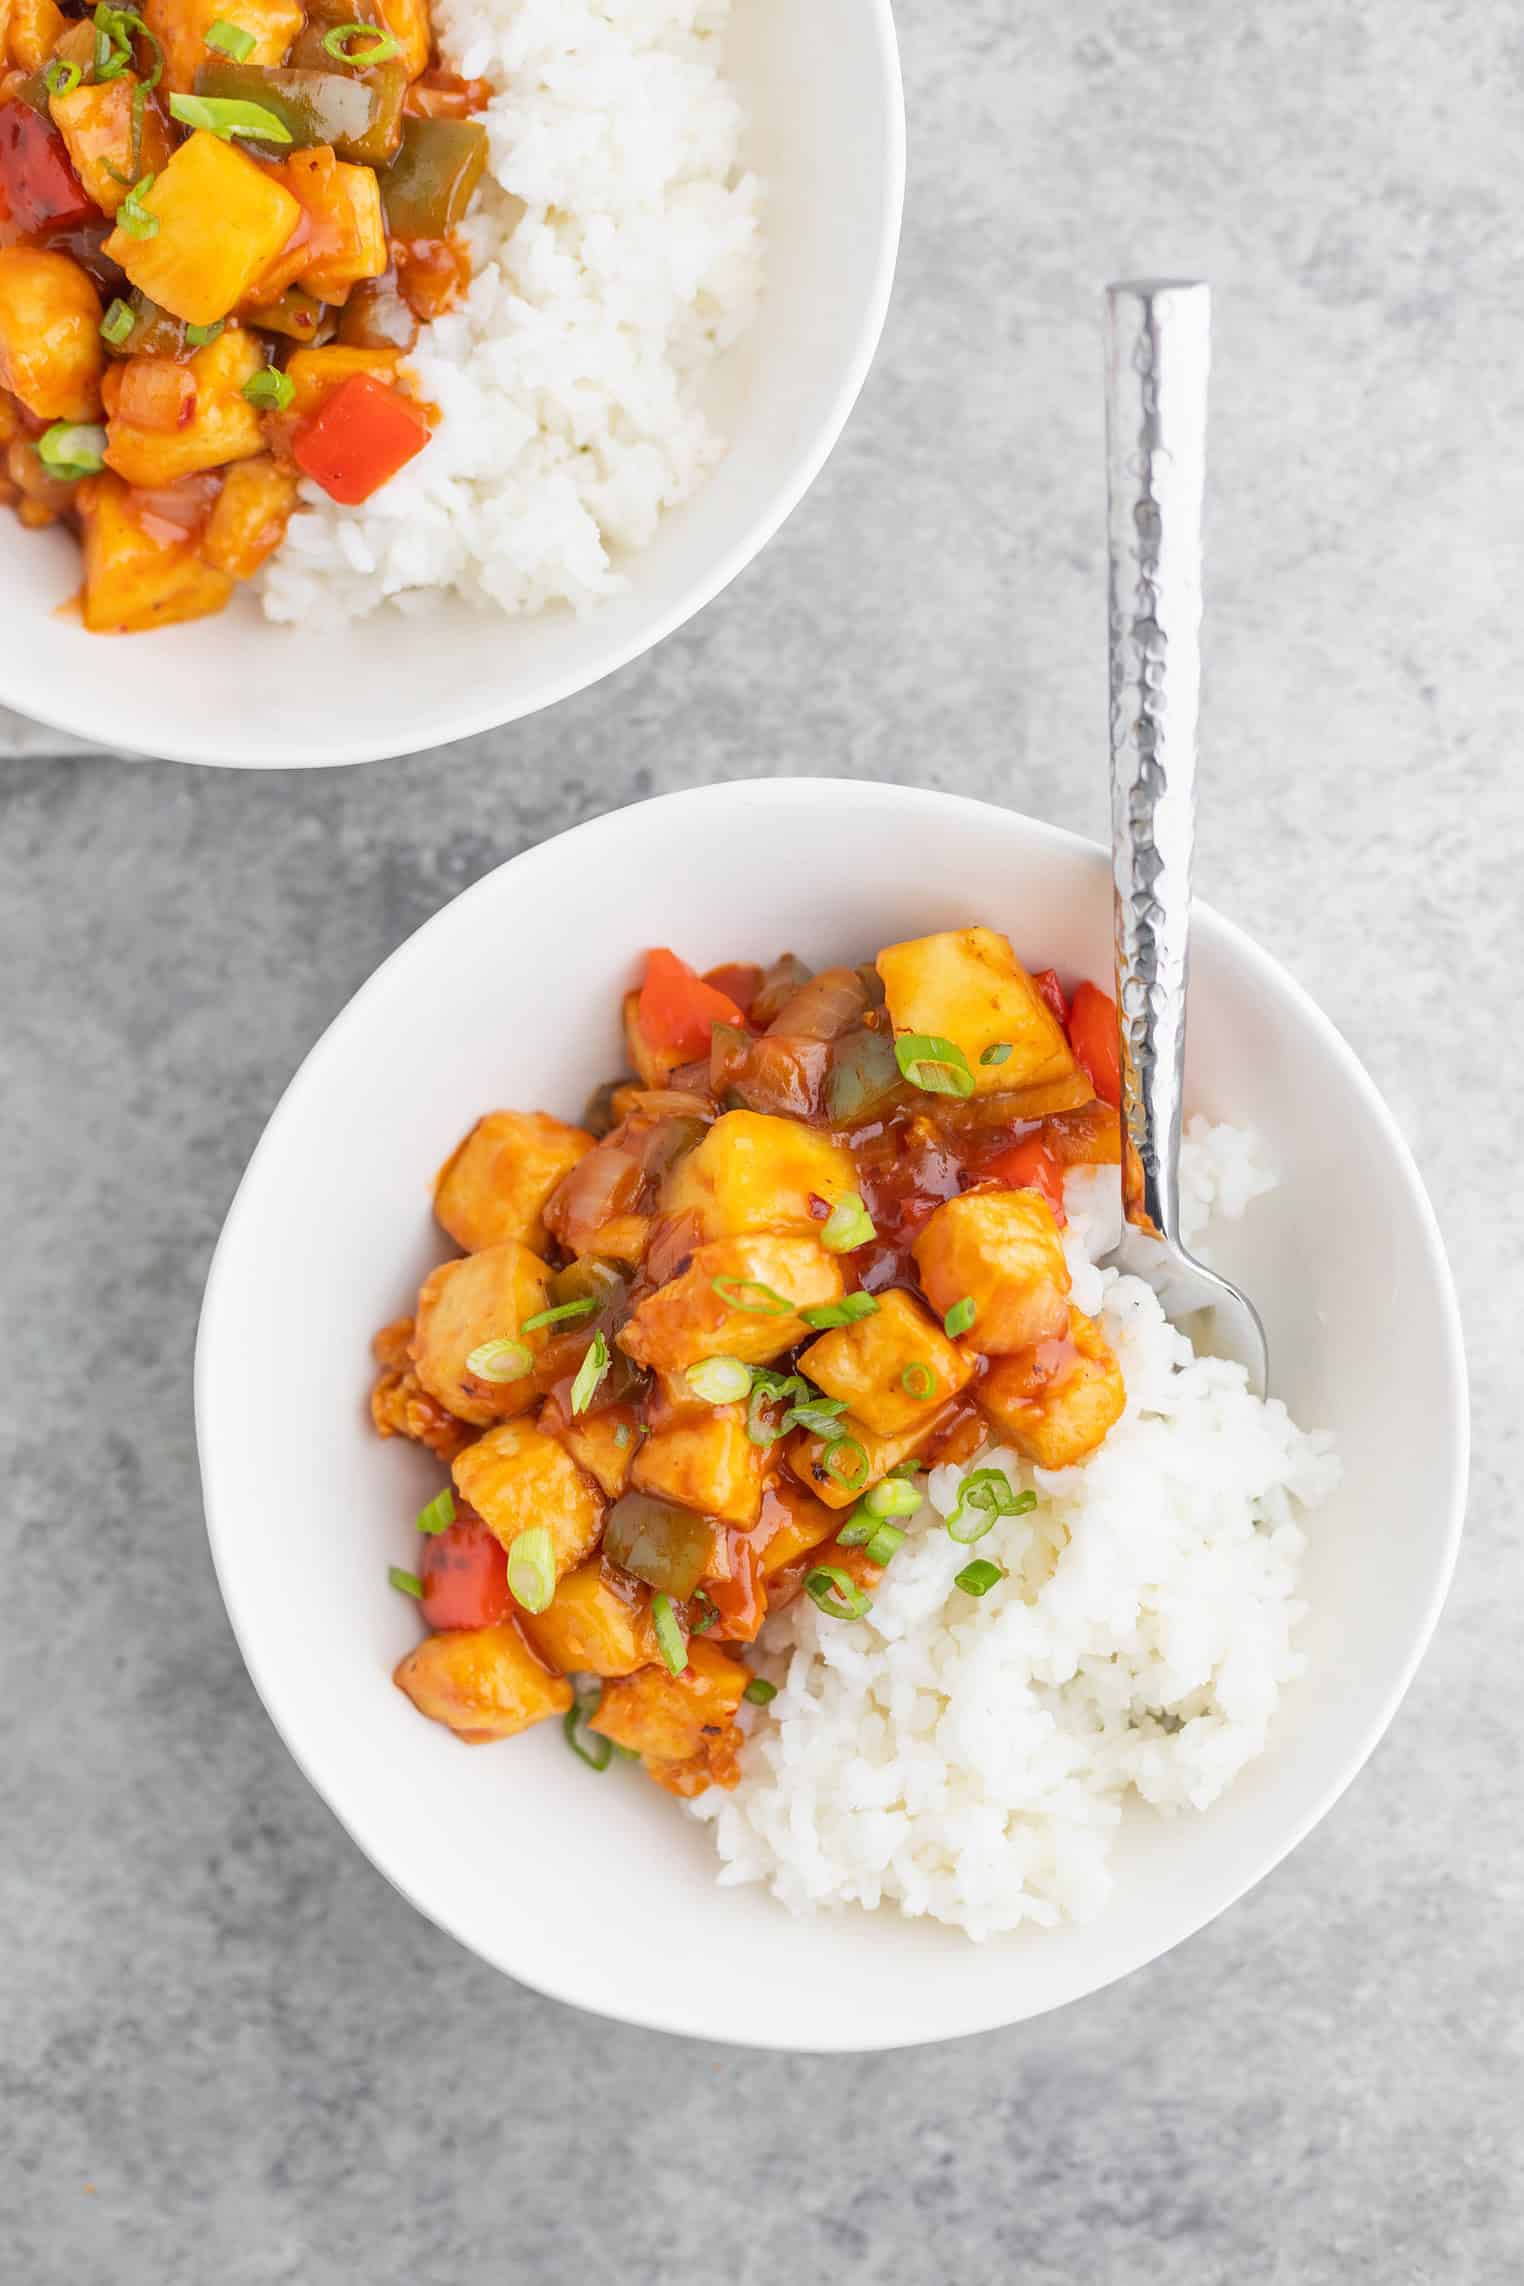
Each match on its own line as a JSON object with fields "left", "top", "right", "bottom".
{"left": 195, "top": 778, "right": 1470, "bottom": 2048}
{"left": 0, "top": 6, "right": 906, "bottom": 771}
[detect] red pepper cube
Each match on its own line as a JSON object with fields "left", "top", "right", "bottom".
{"left": 291, "top": 371, "right": 431, "bottom": 506}
{"left": 0, "top": 102, "right": 95, "bottom": 247}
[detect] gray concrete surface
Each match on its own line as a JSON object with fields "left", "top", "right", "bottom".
{"left": 3, "top": 0, "right": 1520, "bottom": 2277}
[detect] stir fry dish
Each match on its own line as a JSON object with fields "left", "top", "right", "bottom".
{"left": 0, "top": 0, "right": 489, "bottom": 626}
{"left": 372, "top": 928, "right": 1131, "bottom": 1798}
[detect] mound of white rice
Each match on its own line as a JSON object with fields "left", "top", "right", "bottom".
{"left": 690, "top": 1120, "right": 1339, "bottom": 1939}
{"left": 262, "top": 0, "right": 763, "bottom": 622}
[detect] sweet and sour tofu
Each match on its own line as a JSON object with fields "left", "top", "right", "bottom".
{"left": 978, "top": 1308, "right": 1126, "bottom": 1471}
{"left": 913, "top": 1189, "right": 1071, "bottom": 1355}
{"left": 434, "top": 1110, "right": 595, "bottom": 1255}
{"left": 394, "top": 1621, "right": 572, "bottom": 1743}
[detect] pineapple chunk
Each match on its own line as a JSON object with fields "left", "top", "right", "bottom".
{"left": 912, "top": 1188, "right": 1071, "bottom": 1355}
{"left": 543, "top": 1398, "right": 638, "bottom": 1500}
{"left": 755, "top": 1479, "right": 839, "bottom": 1578}
{"left": 410, "top": 1240, "right": 552, "bottom": 1427}
{"left": 105, "top": 326, "right": 265, "bottom": 487}
{"left": 978, "top": 1308, "right": 1126, "bottom": 1470}
{"left": 660, "top": 1109, "right": 856, "bottom": 1242}
{"left": 270, "top": 147, "right": 387, "bottom": 304}
{"left": 434, "top": 1109, "right": 595, "bottom": 1256}
{"left": 144, "top": 0, "right": 303, "bottom": 93}
{"left": 588, "top": 1639, "right": 748, "bottom": 1795}
{"left": 49, "top": 77, "right": 172, "bottom": 215}
{"left": 376, "top": 0, "right": 428, "bottom": 77}
{"left": 618, "top": 1235, "right": 844, "bottom": 1373}
{"left": 281, "top": 344, "right": 401, "bottom": 422}
{"left": 394, "top": 1621, "right": 572, "bottom": 1743}
{"left": 800, "top": 1287, "right": 973, "bottom": 1438}
{"left": 877, "top": 927, "right": 1077, "bottom": 1096}
{"left": 787, "top": 1403, "right": 953, "bottom": 1509}
{"left": 632, "top": 1405, "right": 766, "bottom": 1527}
{"left": 0, "top": 249, "right": 101, "bottom": 420}
{"left": 78, "top": 472, "right": 234, "bottom": 633}
{"left": 103, "top": 133, "right": 301, "bottom": 326}
{"left": 201, "top": 452, "right": 298, "bottom": 579}
{"left": 452, "top": 1417, "right": 604, "bottom": 1582}
{"left": 5, "top": 0, "right": 63, "bottom": 67}
{"left": 520, "top": 1561, "right": 656, "bottom": 1679}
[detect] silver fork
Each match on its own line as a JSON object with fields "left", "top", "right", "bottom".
{"left": 1098, "top": 278, "right": 1269, "bottom": 1395}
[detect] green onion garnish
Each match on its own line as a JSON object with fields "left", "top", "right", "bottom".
{"left": 864, "top": 1476, "right": 921, "bottom": 1520}
{"left": 388, "top": 1564, "right": 422, "bottom": 1598}
{"left": 184, "top": 319, "right": 223, "bottom": 347}
{"left": 835, "top": 1510, "right": 873, "bottom": 1548}
{"left": 743, "top": 1676, "right": 777, "bottom": 1705}
{"left": 799, "top": 1292, "right": 879, "bottom": 1332}
{"left": 900, "top": 1361, "right": 935, "bottom": 1401}
{"left": 465, "top": 1336, "right": 532, "bottom": 1383}
{"left": 944, "top": 1297, "right": 977, "bottom": 1338}
{"left": 979, "top": 1042, "right": 1013, "bottom": 1067}
{"left": 520, "top": 1296, "right": 600, "bottom": 1332}
{"left": 821, "top": 1192, "right": 876, "bottom": 1253}
{"left": 242, "top": 366, "right": 293, "bottom": 410}
{"left": 805, "top": 1566, "right": 872, "bottom": 1621}
{"left": 711, "top": 1275, "right": 794, "bottom": 1316}
{"left": 115, "top": 174, "right": 159, "bottom": 239}
{"left": 99, "top": 297, "right": 135, "bottom": 346}
{"left": 204, "top": 15, "right": 256, "bottom": 56}
{"left": 689, "top": 1592, "right": 720, "bottom": 1636}
{"left": 569, "top": 1330, "right": 610, "bottom": 1416}
{"left": 36, "top": 422, "right": 106, "bottom": 477}
{"left": 745, "top": 1367, "right": 807, "bottom": 1447}
{"left": 168, "top": 90, "right": 293, "bottom": 141}
{"left": 321, "top": 19, "right": 401, "bottom": 62}
{"left": 563, "top": 1684, "right": 612, "bottom": 1771}
{"left": 864, "top": 1522, "right": 905, "bottom": 1566}
{"left": 821, "top": 1435, "right": 869, "bottom": 1491}
{"left": 954, "top": 1558, "right": 1004, "bottom": 1597}
{"left": 506, "top": 1526, "right": 555, "bottom": 1614}
{"left": 686, "top": 1355, "right": 751, "bottom": 1405}
{"left": 894, "top": 1033, "right": 975, "bottom": 1099}
{"left": 783, "top": 1395, "right": 848, "bottom": 1439}
{"left": 946, "top": 1469, "right": 1035, "bottom": 1545}
{"left": 44, "top": 57, "right": 82, "bottom": 92}
{"left": 415, "top": 1487, "right": 455, "bottom": 1536}
{"left": 651, "top": 1591, "right": 687, "bottom": 1676}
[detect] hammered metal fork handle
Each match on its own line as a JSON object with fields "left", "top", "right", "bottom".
{"left": 1104, "top": 279, "right": 1211, "bottom": 1243}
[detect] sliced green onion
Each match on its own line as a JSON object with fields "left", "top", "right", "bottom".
{"left": 711, "top": 1275, "right": 794, "bottom": 1316}
{"left": 115, "top": 174, "right": 159, "bottom": 239}
{"left": 944, "top": 1297, "right": 977, "bottom": 1338}
{"left": 184, "top": 319, "right": 223, "bottom": 347}
{"left": 821, "top": 1435, "right": 869, "bottom": 1492}
{"left": 743, "top": 1676, "right": 777, "bottom": 1705}
{"left": 204, "top": 15, "right": 256, "bottom": 57}
{"left": 895, "top": 1033, "right": 975, "bottom": 1099}
{"left": 864, "top": 1476, "right": 921, "bottom": 1520}
{"left": 799, "top": 1292, "right": 880, "bottom": 1332}
{"left": 689, "top": 1592, "right": 720, "bottom": 1636}
{"left": 465, "top": 1336, "right": 532, "bottom": 1383}
{"left": 651, "top": 1591, "right": 687, "bottom": 1676}
{"left": 242, "top": 366, "right": 294, "bottom": 411}
{"left": 322, "top": 19, "right": 401, "bottom": 62}
{"left": 821, "top": 1192, "right": 876, "bottom": 1253}
{"left": 168, "top": 90, "right": 293, "bottom": 141}
{"left": 745, "top": 1368, "right": 806, "bottom": 1447}
{"left": 805, "top": 1565, "right": 872, "bottom": 1621}
{"left": 864, "top": 1522, "right": 905, "bottom": 1566}
{"left": 506, "top": 1526, "right": 555, "bottom": 1615}
{"left": 99, "top": 297, "right": 135, "bottom": 346}
{"left": 44, "top": 57, "right": 82, "bottom": 92}
{"left": 569, "top": 1331, "right": 610, "bottom": 1416}
{"left": 388, "top": 1564, "right": 422, "bottom": 1598}
{"left": 900, "top": 1361, "right": 935, "bottom": 1401}
{"left": 686, "top": 1355, "right": 751, "bottom": 1405}
{"left": 835, "top": 1511, "right": 873, "bottom": 1548}
{"left": 783, "top": 1395, "right": 848, "bottom": 1439}
{"left": 979, "top": 1042, "right": 1013, "bottom": 1067}
{"left": 563, "top": 1685, "right": 612, "bottom": 1771}
{"left": 520, "top": 1296, "right": 600, "bottom": 1333}
{"left": 946, "top": 1469, "right": 1036, "bottom": 1545}
{"left": 415, "top": 1487, "right": 455, "bottom": 1536}
{"left": 954, "top": 1558, "right": 1004, "bottom": 1597}
{"left": 36, "top": 422, "right": 106, "bottom": 477}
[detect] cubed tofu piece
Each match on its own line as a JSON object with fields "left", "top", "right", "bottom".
{"left": 787, "top": 1403, "right": 953, "bottom": 1509}
{"left": 376, "top": 0, "right": 428, "bottom": 77}
{"left": 912, "top": 1188, "right": 1071, "bottom": 1355}
{"left": 5, "top": 0, "right": 63, "bottom": 67}
{"left": 409, "top": 1240, "right": 552, "bottom": 1427}
{"left": 755, "top": 1479, "right": 839, "bottom": 1578}
{"left": 281, "top": 343, "right": 401, "bottom": 421}
{"left": 394, "top": 1620, "right": 572, "bottom": 1743}
{"left": 201, "top": 452, "right": 297, "bottom": 579}
{"left": 105, "top": 325, "right": 265, "bottom": 487}
{"left": 799, "top": 1287, "right": 973, "bottom": 1437}
{"left": 978, "top": 1308, "right": 1126, "bottom": 1470}
{"left": 77, "top": 471, "right": 234, "bottom": 633}
{"left": 631, "top": 1406, "right": 766, "bottom": 1527}
{"left": 272, "top": 147, "right": 387, "bottom": 303}
{"left": 49, "top": 76, "right": 172, "bottom": 215}
{"left": 0, "top": 248, "right": 101, "bottom": 420}
{"left": 452, "top": 1417, "right": 604, "bottom": 1583}
{"left": 370, "top": 1316, "right": 477, "bottom": 1461}
{"left": 618, "top": 1235, "right": 845, "bottom": 1373}
{"left": 103, "top": 133, "right": 301, "bottom": 326}
{"left": 659, "top": 1109, "right": 856, "bottom": 1242}
{"left": 434, "top": 1109, "right": 596, "bottom": 1256}
{"left": 144, "top": 0, "right": 303, "bottom": 92}
{"left": 543, "top": 1398, "right": 638, "bottom": 1501}
{"left": 519, "top": 1560, "right": 656, "bottom": 1679}
{"left": 588, "top": 1638, "right": 748, "bottom": 1795}
{"left": 877, "top": 927, "right": 1077, "bottom": 1096}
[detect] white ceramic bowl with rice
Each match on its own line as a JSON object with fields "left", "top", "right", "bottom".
{"left": 0, "top": 0, "right": 903, "bottom": 766}
{"left": 196, "top": 780, "right": 1468, "bottom": 2048}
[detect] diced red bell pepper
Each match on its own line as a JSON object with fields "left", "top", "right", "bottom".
{"left": 1067, "top": 980, "right": 1122, "bottom": 1109}
{"left": 979, "top": 1134, "right": 1067, "bottom": 1223}
{"left": 0, "top": 102, "right": 95, "bottom": 249}
{"left": 418, "top": 1512, "right": 510, "bottom": 1631}
{"left": 637, "top": 947, "right": 745, "bottom": 1060}
{"left": 290, "top": 371, "right": 431, "bottom": 505}
{"left": 1032, "top": 966, "right": 1069, "bottom": 1029}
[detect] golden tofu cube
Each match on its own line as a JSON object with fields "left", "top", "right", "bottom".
{"left": 755, "top": 1480, "right": 840, "bottom": 1578}
{"left": 978, "top": 1309, "right": 1126, "bottom": 1470}
{"left": 410, "top": 1240, "right": 552, "bottom": 1427}
{"left": 201, "top": 452, "right": 298, "bottom": 579}
{"left": 78, "top": 472, "right": 234, "bottom": 633}
{"left": 376, "top": 0, "right": 428, "bottom": 77}
{"left": 281, "top": 344, "right": 402, "bottom": 422}
{"left": 370, "top": 1317, "right": 477, "bottom": 1462}
{"left": 434, "top": 1110, "right": 596, "bottom": 1256}
{"left": 913, "top": 1188, "right": 1071, "bottom": 1355}
{"left": 877, "top": 927, "right": 1077, "bottom": 1096}
{"left": 49, "top": 76, "right": 172, "bottom": 215}
{"left": 632, "top": 1406, "right": 766, "bottom": 1527}
{"left": 787, "top": 1404, "right": 953, "bottom": 1510}
{"left": 800, "top": 1287, "right": 973, "bottom": 1438}
{"left": 588, "top": 1638, "right": 748, "bottom": 1794}
{"left": 104, "top": 133, "right": 301, "bottom": 326}
{"left": 0, "top": 248, "right": 102, "bottom": 420}
{"left": 105, "top": 326, "right": 265, "bottom": 487}
{"left": 273, "top": 147, "right": 387, "bottom": 304}
{"left": 452, "top": 1417, "right": 604, "bottom": 1582}
{"left": 5, "top": 0, "right": 64, "bottom": 67}
{"left": 394, "top": 1621, "right": 572, "bottom": 1743}
{"left": 618, "top": 1235, "right": 844, "bottom": 1373}
{"left": 660, "top": 1108, "right": 856, "bottom": 1241}
{"left": 144, "top": 0, "right": 303, "bottom": 90}
{"left": 544, "top": 1399, "right": 638, "bottom": 1501}
{"left": 519, "top": 1561, "right": 656, "bottom": 1679}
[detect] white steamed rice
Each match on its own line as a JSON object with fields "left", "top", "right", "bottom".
{"left": 690, "top": 1119, "right": 1339, "bottom": 1939}
{"left": 262, "top": 0, "right": 763, "bottom": 622}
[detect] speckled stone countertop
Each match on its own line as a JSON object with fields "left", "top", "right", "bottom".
{"left": 3, "top": 1, "right": 1519, "bottom": 2277}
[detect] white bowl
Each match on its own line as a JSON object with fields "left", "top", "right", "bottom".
{"left": 0, "top": 3, "right": 904, "bottom": 768}
{"left": 196, "top": 781, "right": 1468, "bottom": 2049}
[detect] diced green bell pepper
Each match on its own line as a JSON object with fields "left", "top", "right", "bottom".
{"left": 379, "top": 116, "right": 488, "bottom": 238}
{"left": 192, "top": 61, "right": 377, "bottom": 162}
